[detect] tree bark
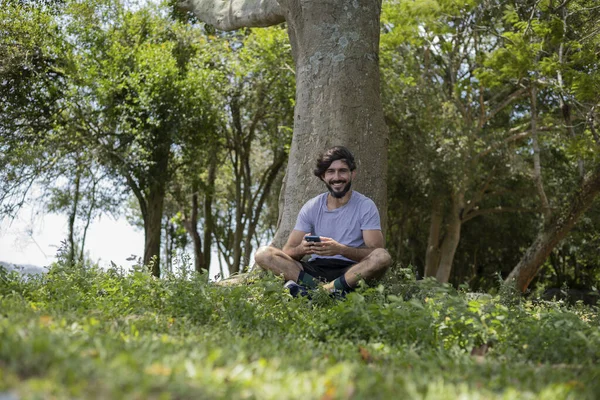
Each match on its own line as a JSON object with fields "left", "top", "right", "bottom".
{"left": 272, "top": 0, "right": 388, "bottom": 247}
{"left": 530, "top": 84, "right": 551, "bottom": 220}
{"left": 183, "top": 190, "right": 205, "bottom": 273}
{"left": 435, "top": 192, "right": 464, "bottom": 283}
{"left": 79, "top": 171, "right": 98, "bottom": 264}
{"left": 203, "top": 157, "right": 217, "bottom": 272}
{"left": 506, "top": 164, "right": 600, "bottom": 292}
{"left": 144, "top": 186, "right": 166, "bottom": 277}
{"left": 229, "top": 95, "right": 246, "bottom": 275}
{"left": 67, "top": 165, "right": 82, "bottom": 266}
{"left": 142, "top": 139, "right": 170, "bottom": 277}
{"left": 424, "top": 199, "right": 443, "bottom": 278}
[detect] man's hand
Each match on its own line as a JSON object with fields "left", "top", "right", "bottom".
{"left": 300, "top": 235, "right": 318, "bottom": 255}
{"left": 283, "top": 230, "right": 313, "bottom": 260}
{"left": 311, "top": 236, "right": 343, "bottom": 257}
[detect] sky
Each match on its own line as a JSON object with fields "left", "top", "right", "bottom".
{"left": 0, "top": 203, "right": 143, "bottom": 269}
{"left": 0, "top": 202, "right": 227, "bottom": 279}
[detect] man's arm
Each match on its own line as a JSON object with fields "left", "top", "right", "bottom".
{"left": 282, "top": 229, "right": 312, "bottom": 261}
{"left": 316, "top": 230, "right": 385, "bottom": 262}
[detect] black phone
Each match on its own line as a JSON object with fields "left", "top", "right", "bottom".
{"left": 305, "top": 235, "right": 321, "bottom": 242}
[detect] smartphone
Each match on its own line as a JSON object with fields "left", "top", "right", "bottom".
{"left": 305, "top": 235, "right": 321, "bottom": 242}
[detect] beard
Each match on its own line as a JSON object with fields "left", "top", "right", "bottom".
{"left": 325, "top": 180, "right": 352, "bottom": 199}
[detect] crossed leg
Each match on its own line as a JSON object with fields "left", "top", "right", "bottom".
{"left": 254, "top": 246, "right": 304, "bottom": 282}
{"left": 254, "top": 246, "right": 393, "bottom": 290}
{"left": 322, "top": 248, "right": 392, "bottom": 290}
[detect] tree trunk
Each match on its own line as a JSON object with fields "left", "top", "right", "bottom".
{"left": 79, "top": 172, "right": 98, "bottom": 264}
{"left": 229, "top": 95, "right": 245, "bottom": 275}
{"left": 424, "top": 199, "right": 443, "bottom": 277}
{"left": 203, "top": 157, "right": 217, "bottom": 272}
{"left": 67, "top": 166, "right": 82, "bottom": 266}
{"left": 557, "top": 6, "right": 584, "bottom": 179}
{"left": 530, "top": 85, "right": 551, "bottom": 220}
{"left": 142, "top": 140, "right": 170, "bottom": 277}
{"left": 182, "top": 178, "right": 206, "bottom": 273}
{"left": 189, "top": 192, "right": 205, "bottom": 272}
{"left": 435, "top": 192, "right": 464, "bottom": 283}
{"left": 144, "top": 186, "right": 165, "bottom": 277}
{"left": 272, "top": 0, "right": 388, "bottom": 247}
{"left": 506, "top": 164, "right": 600, "bottom": 292}
{"left": 243, "top": 150, "right": 286, "bottom": 268}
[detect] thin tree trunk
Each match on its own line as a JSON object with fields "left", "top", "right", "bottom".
{"left": 164, "top": 221, "right": 169, "bottom": 273}
{"left": 168, "top": 222, "right": 175, "bottom": 273}
{"left": 203, "top": 157, "right": 217, "bottom": 272}
{"left": 231, "top": 177, "right": 244, "bottom": 275}
{"left": 435, "top": 192, "right": 464, "bottom": 283}
{"left": 188, "top": 192, "right": 205, "bottom": 272}
{"left": 239, "top": 138, "right": 253, "bottom": 272}
{"left": 424, "top": 199, "right": 443, "bottom": 278}
{"left": 229, "top": 96, "right": 245, "bottom": 274}
{"left": 530, "top": 85, "right": 551, "bottom": 220}
{"left": 506, "top": 164, "right": 600, "bottom": 292}
{"left": 557, "top": 6, "right": 584, "bottom": 178}
{"left": 243, "top": 151, "right": 286, "bottom": 269}
{"left": 589, "top": 108, "right": 599, "bottom": 146}
{"left": 79, "top": 173, "right": 98, "bottom": 263}
{"left": 68, "top": 166, "right": 82, "bottom": 266}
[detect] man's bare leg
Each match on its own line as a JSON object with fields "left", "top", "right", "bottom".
{"left": 254, "top": 246, "right": 304, "bottom": 282}
{"left": 322, "top": 248, "right": 392, "bottom": 291}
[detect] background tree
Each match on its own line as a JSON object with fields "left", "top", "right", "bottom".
{"left": 62, "top": 0, "right": 221, "bottom": 276}
{"left": 208, "top": 27, "right": 294, "bottom": 275}
{"left": 382, "top": 0, "right": 599, "bottom": 289}
{"left": 502, "top": 0, "right": 600, "bottom": 291}
{"left": 382, "top": 0, "right": 544, "bottom": 283}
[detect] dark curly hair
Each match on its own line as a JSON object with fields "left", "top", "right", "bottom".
{"left": 313, "top": 146, "right": 356, "bottom": 180}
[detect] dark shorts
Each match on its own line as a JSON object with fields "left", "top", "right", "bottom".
{"left": 300, "top": 258, "right": 356, "bottom": 283}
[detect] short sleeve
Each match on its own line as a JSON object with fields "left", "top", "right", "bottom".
{"left": 360, "top": 199, "right": 381, "bottom": 231}
{"left": 293, "top": 202, "right": 313, "bottom": 233}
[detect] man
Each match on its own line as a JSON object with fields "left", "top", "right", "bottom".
{"left": 254, "top": 146, "right": 392, "bottom": 295}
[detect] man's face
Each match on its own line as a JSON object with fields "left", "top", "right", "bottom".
{"left": 322, "top": 160, "right": 355, "bottom": 199}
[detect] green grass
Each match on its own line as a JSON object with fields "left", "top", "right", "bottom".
{"left": 1, "top": 262, "right": 598, "bottom": 399}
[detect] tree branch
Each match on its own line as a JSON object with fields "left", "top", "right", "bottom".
{"left": 178, "top": 0, "right": 285, "bottom": 31}
{"left": 462, "top": 206, "right": 542, "bottom": 223}
{"left": 480, "top": 87, "right": 528, "bottom": 127}
{"left": 475, "top": 125, "right": 555, "bottom": 160}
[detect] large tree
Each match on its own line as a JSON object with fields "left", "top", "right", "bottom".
{"left": 179, "top": 0, "right": 389, "bottom": 249}
{"left": 62, "top": 0, "right": 220, "bottom": 276}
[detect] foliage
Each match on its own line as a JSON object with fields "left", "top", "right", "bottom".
{"left": 0, "top": 0, "right": 71, "bottom": 217}
{"left": 381, "top": 0, "right": 600, "bottom": 288}
{"left": 1, "top": 262, "right": 599, "bottom": 399}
